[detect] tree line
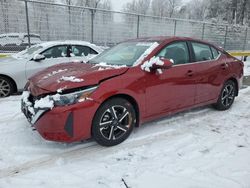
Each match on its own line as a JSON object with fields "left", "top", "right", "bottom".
{"left": 123, "top": 0, "right": 250, "bottom": 26}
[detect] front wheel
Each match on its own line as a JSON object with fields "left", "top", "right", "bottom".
{"left": 213, "top": 80, "right": 236, "bottom": 111}
{"left": 92, "top": 98, "right": 136, "bottom": 146}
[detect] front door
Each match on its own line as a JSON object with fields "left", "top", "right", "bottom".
{"left": 144, "top": 41, "right": 197, "bottom": 119}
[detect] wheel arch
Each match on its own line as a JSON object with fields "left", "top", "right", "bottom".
{"left": 0, "top": 74, "right": 17, "bottom": 93}
{"left": 98, "top": 94, "right": 140, "bottom": 127}
{"left": 227, "top": 77, "right": 239, "bottom": 96}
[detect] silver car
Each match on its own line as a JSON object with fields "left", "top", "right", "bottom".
{"left": 0, "top": 41, "right": 103, "bottom": 97}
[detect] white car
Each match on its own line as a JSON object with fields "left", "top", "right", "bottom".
{"left": 0, "top": 41, "right": 103, "bottom": 97}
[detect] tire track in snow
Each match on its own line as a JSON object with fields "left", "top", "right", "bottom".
{"left": 1, "top": 87, "right": 249, "bottom": 179}
{"left": 0, "top": 107, "right": 213, "bottom": 179}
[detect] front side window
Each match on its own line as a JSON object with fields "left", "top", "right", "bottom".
{"left": 192, "top": 42, "right": 213, "bottom": 62}
{"left": 41, "top": 45, "right": 68, "bottom": 58}
{"left": 156, "top": 42, "right": 190, "bottom": 65}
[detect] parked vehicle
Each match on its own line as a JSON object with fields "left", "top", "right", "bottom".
{"left": 21, "top": 36, "right": 244, "bottom": 146}
{"left": 0, "top": 33, "right": 41, "bottom": 52}
{"left": 0, "top": 41, "right": 103, "bottom": 97}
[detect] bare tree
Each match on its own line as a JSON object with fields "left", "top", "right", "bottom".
{"left": 232, "top": 0, "right": 237, "bottom": 24}
{"left": 239, "top": 0, "right": 247, "bottom": 25}
{"left": 123, "top": 0, "right": 151, "bottom": 15}
{"left": 151, "top": 0, "right": 181, "bottom": 18}
{"left": 1, "top": 0, "right": 9, "bottom": 33}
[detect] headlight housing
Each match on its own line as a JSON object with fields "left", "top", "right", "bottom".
{"left": 53, "top": 86, "right": 98, "bottom": 106}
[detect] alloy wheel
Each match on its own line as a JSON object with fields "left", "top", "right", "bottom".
{"left": 99, "top": 105, "right": 132, "bottom": 141}
{"left": 221, "top": 84, "right": 235, "bottom": 107}
{"left": 0, "top": 78, "right": 11, "bottom": 97}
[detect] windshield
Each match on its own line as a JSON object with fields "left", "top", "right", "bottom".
{"left": 89, "top": 42, "right": 158, "bottom": 66}
{"left": 12, "top": 45, "right": 43, "bottom": 59}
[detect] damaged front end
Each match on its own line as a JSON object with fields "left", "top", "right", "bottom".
{"left": 21, "top": 91, "right": 49, "bottom": 125}
{"left": 21, "top": 85, "right": 98, "bottom": 125}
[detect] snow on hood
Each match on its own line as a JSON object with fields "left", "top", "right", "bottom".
{"left": 57, "top": 76, "right": 84, "bottom": 83}
{"left": 28, "top": 62, "right": 129, "bottom": 96}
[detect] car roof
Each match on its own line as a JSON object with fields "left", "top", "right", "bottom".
{"left": 37, "top": 40, "right": 104, "bottom": 53}
{"left": 126, "top": 36, "right": 217, "bottom": 47}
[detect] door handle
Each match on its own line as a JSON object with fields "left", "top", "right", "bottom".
{"left": 186, "top": 70, "right": 193, "bottom": 77}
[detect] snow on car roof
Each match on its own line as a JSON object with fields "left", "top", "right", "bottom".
{"left": 0, "top": 33, "right": 40, "bottom": 38}
{"left": 39, "top": 40, "right": 103, "bottom": 53}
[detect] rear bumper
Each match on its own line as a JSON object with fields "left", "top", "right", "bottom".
{"left": 22, "top": 99, "right": 100, "bottom": 142}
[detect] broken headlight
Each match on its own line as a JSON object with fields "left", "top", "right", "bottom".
{"left": 53, "top": 86, "right": 98, "bottom": 106}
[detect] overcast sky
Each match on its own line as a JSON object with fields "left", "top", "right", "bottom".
{"left": 110, "top": 0, "right": 133, "bottom": 11}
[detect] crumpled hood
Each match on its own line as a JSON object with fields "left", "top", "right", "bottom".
{"left": 28, "top": 62, "right": 129, "bottom": 96}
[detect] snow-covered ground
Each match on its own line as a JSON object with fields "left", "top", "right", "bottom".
{"left": 244, "top": 57, "right": 250, "bottom": 76}
{"left": 0, "top": 86, "right": 250, "bottom": 187}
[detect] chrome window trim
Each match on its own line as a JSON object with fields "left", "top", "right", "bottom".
{"left": 172, "top": 52, "right": 222, "bottom": 67}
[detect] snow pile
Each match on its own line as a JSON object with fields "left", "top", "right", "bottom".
{"left": 93, "top": 62, "right": 127, "bottom": 69}
{"left": 58, "top": 76, "right": 84, "bottom": 83}
{"left": 133, "top": 42, "right": 159, "bottom": 66}
{"left": 21, "top": 91, "right": 35, "bottom": 115}
{"left": 141, "top": 56, "right": 164, "bottom": 73}
{"left": 42, "top": 69, "right": 68, "bottom": 79}
{"left": 21, "top": 91, "right": 31, "bottom": 106}
{"left": 34, "top": 96, "right": 54, "bottom": 109}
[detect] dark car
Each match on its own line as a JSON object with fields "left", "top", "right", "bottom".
{"left": 21, "top": 36, "right": 244, "bottom": 146}
{"left": 0, "top": 33, "right": 41, "bottom": 52}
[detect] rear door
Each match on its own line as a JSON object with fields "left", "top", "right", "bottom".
{"left": 190, "top": 42, "right": 226, "bottom": 104}
{"left": 144, "top": 41, "right": 197, "bottom": 118}
{"left": 69, "top": 45, "right": 99, "bottom": 63}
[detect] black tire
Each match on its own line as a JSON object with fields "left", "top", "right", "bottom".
{"left": 213, "top": 80, "right": 236, "bottom": 111}
{"left": 0, "top": 76, "right": 15, "bottom": 98}
{"left": 92, "top": 98, "right": 136, "bottom": 146}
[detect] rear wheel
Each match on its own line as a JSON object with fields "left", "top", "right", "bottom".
{"left": 0, "top": 76, "right": 15, "bottom": 97}
{"left": 213, "top": 80, "right": 236, "bottom": 111}
{"left": 92, "top": 98, "right": 136, "bottom": 146}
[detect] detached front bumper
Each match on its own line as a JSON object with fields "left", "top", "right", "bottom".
{"left": 21, "top": 95, "right": 100, "bottom": 142}
{"left": 21, "top": 100, "right": 47, "bottom": 125}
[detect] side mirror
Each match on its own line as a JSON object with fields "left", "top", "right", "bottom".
{"left": 33, "top": 54, "right": 45, "bottom": 61}
{"left": 151, "top": 58, "right": 173, "bottom": 70}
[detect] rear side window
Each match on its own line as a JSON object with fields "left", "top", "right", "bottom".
{"left": 211, "top": 47, "right": 220, "bottom": 59}
{"left": 71, "top": 45, "right": 98, "bottom": 57}
{"left": 157, "top": 42, "right": 190, "bottom": 65}
{"left": 192, "top": 42, "right": 213, "bottom": 62}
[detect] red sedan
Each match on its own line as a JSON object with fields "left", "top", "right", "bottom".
{"left": 21, "top": 36, "right": 244, "bottom": 146}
